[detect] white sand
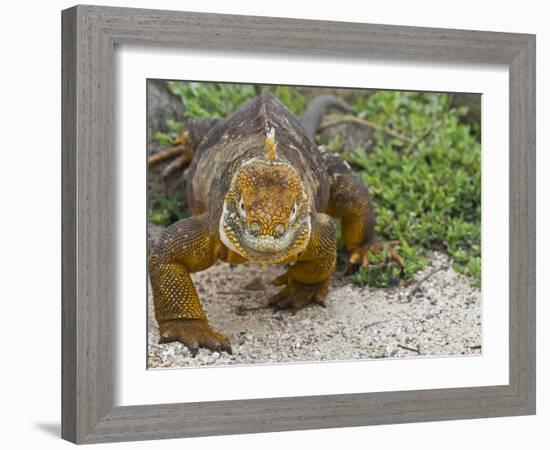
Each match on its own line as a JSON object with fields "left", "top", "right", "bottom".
{"left": 147, "top": 251, "right": 481, "bottom": 368}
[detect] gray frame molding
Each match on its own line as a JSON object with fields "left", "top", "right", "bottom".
{"left": 61, "top": 5, "right": 536, "bottom": 444}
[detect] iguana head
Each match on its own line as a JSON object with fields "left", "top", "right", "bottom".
{"left": 219, "top": 129, "right": 312, "bottom": 264}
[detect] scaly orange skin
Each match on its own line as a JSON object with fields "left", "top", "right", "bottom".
{"left": 149, "top": 91, "right": 402, "bottom": 356}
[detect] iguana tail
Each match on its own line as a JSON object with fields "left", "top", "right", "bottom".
{"left": 301, "top": 95, "right": 352, "bottom": 141}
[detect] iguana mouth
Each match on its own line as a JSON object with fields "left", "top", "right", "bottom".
{"left": 219, "top": 212, "right": 311, "bottom": 264}
{"left": 242, "top": 231, "right": 297, "bottom": 253}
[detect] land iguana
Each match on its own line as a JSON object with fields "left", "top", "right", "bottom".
{"left": 148, "top": 90, "right": 404, "bottom": 356}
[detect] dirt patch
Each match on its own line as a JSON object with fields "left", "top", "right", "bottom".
{"left": 147, "top": 251, "right": 481, "bottom": 368}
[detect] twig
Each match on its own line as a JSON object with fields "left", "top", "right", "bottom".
{"left": 363, "top": 319, "right": 390, "bottom": 329}
{"left": 149, "top": 342, "right": 167, "bottom": 349}
{"left": 398, "top": 343, "right": 421, "bottom": 354}
{"left": 318, "top": 115, "right": 414, "bottom": 144}
{"left": 406, "top": 265, "right": 449, "bottom": 302}
{"left": 352, "top": 344, "right": 378, "bottom": 351}
{"left": 235, "top": 305, "right": 268, "bottom": 316}
{"left": 470, "top": 344, "right": 482, "bottom": 350}
{"left": 402, "top": 123, "right": 435, "bottom": 155}
{"left": 217, "top": 290, "right": 247, "bottom": 295}
{"left": 362, "top": 262, "right": 392, "bottom": 271}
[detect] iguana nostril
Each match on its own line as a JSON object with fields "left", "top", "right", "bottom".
{"left": 273, "top": 224, "right": 285, "bottom": 237}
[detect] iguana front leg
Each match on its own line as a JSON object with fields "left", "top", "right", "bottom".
{"left": 269, "top": 213, "right": 336, "bottom": 312}
{"left": 324, "top": 154, "right": 404, "bottom": 269}
{"left": 149, "top": 214, "right": 232, "bottom": 355}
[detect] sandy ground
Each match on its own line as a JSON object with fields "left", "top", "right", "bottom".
{"left": 147, "top": 250, "right": 481, "bottom": 368}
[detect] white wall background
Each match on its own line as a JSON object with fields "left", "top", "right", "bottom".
{"left": 0, "top": 0, "right": 546, "bottom": 448}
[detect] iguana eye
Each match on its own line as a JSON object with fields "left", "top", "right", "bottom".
{"left": 238, "top": 196, "right": 246, "bottom": 219}
{"left": 289, "top": 202, "right": 297, "bottom": 222}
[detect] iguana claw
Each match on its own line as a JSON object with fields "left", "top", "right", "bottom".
{"left": 349, "top": 240, "right": 405, "bottom": 269}
{"left": 158, "top": 319, "right": 232, "bottom": 356}
{"left": 268, "top": 279, "right": 329, "bottom": 313}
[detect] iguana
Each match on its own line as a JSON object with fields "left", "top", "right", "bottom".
{"left": 148, "top": 90, "right": 403, "bottom": 356}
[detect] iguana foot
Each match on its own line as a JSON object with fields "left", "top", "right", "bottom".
{"left": 148, "top": 130, "right": 194, "bottom": 178}
{"left": 268, "top": 279, "right": 329, "bottom": 313}
{"left": 158, "top": 319, "right": 232, "bottom": 357}
{"left": 349, "top": 240, "right": 405, "bottom": 269}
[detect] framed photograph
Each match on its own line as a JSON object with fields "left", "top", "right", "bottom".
{"left": 61, "top": 5, "right": 536, "bottom": 444}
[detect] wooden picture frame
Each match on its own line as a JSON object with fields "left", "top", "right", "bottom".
{"left": 61, "top": 5, "right": 536, "bottom": 443}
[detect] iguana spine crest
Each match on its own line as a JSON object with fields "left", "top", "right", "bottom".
{"left": 265, "top": 127, "right": 277, "bottom": 163}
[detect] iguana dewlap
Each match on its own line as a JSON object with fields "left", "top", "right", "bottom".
{"left": 149, "top": 90, "right": 402, "bottom": 356}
